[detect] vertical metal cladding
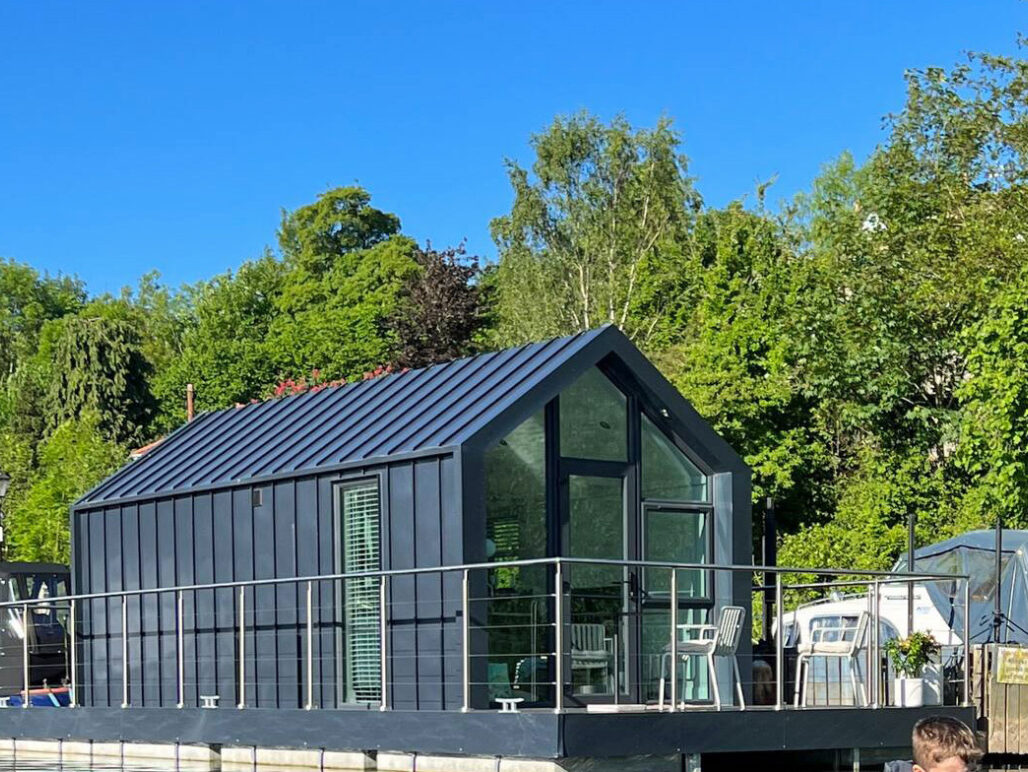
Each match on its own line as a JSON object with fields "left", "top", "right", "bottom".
{"left": 72, "top": 455, "right": 462, "bottom": 710}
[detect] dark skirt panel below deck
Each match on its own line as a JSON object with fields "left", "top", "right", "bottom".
{"left": 0, "top": 706, "right": 976, "bottom": 760}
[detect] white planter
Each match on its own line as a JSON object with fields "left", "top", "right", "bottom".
{"left": 894, "top": 677, "right": 924, "bottom": 707}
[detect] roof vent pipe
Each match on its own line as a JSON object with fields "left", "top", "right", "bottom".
{"left": 187, "top": 383, "right": 195, "bottom": 422}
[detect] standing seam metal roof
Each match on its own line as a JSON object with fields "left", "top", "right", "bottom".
{"left": 79, "top": 327, "right": 610, "bottom": 505}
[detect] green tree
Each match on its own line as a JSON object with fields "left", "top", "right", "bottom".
{"left": 491, "top": 112, "right": 700, "bottom": 346}
{"left": 957, "top": 265, "right": 1028, "bottom": 529}
{"left": 268, "top": 187, "right": 419, "bottom": 379}
{"left": 41, "top": 314, "right": 156, "bottom": 445}
{"left": 3, "top": 412, "right": 124, "bottom": 563}
{"left": 387, "top": 245, "right": 489, "bottom": 369}
{"left": 0, "top": 259, "right": 84, "bottom": 380}
{"left": 152, "top": 251, "right": 287, "bottom": 427}
{"left": 656, "top": 202, "right": 831, "bottom": 529}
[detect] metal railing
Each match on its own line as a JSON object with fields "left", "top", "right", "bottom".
{"left": 0, "top": 557, "right": 970, "bottom": 712}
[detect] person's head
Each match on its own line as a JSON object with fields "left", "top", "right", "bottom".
{"left": 912, "top": 716, "right": 983, "bottom": 772}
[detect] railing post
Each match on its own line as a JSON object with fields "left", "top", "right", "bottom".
{"left": 871, "top": 580, "right": 880, "bottom": 708}
{"left": 305, "top": 580, "right": 314, "bottom": 710}
{"left": 554, "top": 560, "right": 564, "bottom": 714}
{"left": 177, "top": 590, "right": 185, "bottom": 708}
{"left": 237, "top": 585, "right": 245, "bottom": 709}
{"left": 774, "top": 573, "right": 784, "bottom": 710}
{"left": 379, "top": 574, "right": 389, "bottom": 711}
{"left": 461, "top": 569, "right": 470, "bottom": 712}
{"left": 22, "top": 603, "right": 29, "bottom": 709}
{"left": 121, "top": 595, "right": 129, "bottom": 708}
{"left": 963, "top": 577, "right": 971, "bottom": 707}
{"left": 69, "top": 598, "right": 77, "bottom": 708}
{"left": 669, "top": 568, "right": 678, "bottom": 713}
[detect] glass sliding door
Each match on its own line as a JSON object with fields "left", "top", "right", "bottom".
{"left": 640, "top": 505, "right": 711, "bottom": 703}
{"left": 566, "top": 473, "right": 629, "bottom": 702}
{"left": 339, "top": 481, "right": 382, "bottom": 705}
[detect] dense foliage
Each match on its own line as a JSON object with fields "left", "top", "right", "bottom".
{"left": 4, "top": 43, "right": 1028, "bottom": 569}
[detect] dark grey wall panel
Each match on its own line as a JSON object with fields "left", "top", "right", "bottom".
{"left": 122, "top": 504, "right": 142, "bottom": 707}
{"left": 316, "top": 475, "right": 337, "bottom": 709}
{"left": 231, "top": 486, "right": 255, "bottom": 708}
{"left": 387, "top": 463, "right": 416, "bottom": 710}
{"left": 104, "top": 508, "right": 122, "bottom": 708}
{"left": 75, "top": 452, "right": 460, "bottom": 712}
{"left": 295, "top": 477, "right": 318, "bottom": 708}
{"left": 440, "top": 454, "right": 463, "bottom": 709}
{"left": 174, "top": 497, "right": 195, "bottom": 707}
{"left": 273, "top": 480, "right": 298, "bottom": 708}
{"left": 414, "top": 459, "right": 442, "bottom": 710}
{"left": 213, "top": 490, "right": 236, "bottom": 705}
{"left": 192, "top": 493, "right": 215, "bottom": 702}
{"left": 88, "top": 510, "right": 107, "bottom": 707}
{"left": 252, "top": 485, "right": 275, "bottom": 708}
{"left": 156, "top": 499, "right": 176, "bottom": 706}
{"left": 137, "top": 501, "right": 158, "bottom": 707}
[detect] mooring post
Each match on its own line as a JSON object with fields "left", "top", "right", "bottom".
{"left": 22, "top": 602, "right": 29, "bottom": 709}
{"left": 69, "top": 598, "right": 77, "bottom": 708}
{"left": 305, "top": 580, "right": 314, "bottom": 710}
{"left": 669, "top": 568, "right": 678, "bottom": 713}
{"left": 237, "top": 585, "right": 246, "bottom": 709}
{"left": 121, "top": 595, "right": 129, "bottom": 708}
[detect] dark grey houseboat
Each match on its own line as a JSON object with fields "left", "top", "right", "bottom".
{"left": 0, "top": 325, "right": 972, "bottom": 770}
{"left": 69, "top": 324, "right": 751, "bottom": 712}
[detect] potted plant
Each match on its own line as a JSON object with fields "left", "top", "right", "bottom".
{"left": 883, "top": 631, "right": 940, "bottom": 707}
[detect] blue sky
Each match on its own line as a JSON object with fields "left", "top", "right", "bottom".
{"left": 1, "top": 2, "right": 1025, "bottom": 295}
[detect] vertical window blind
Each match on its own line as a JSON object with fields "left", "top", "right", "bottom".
{"left": 341, "top": 482, "right": 381, "bottom": 704}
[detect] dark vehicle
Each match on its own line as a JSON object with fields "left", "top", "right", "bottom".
{"left": 0, "top": 563, "right": 70, "bottom": 703}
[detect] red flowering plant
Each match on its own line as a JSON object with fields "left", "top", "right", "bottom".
{"left": 248, "top": 365, "right": 407, "bottom": 407}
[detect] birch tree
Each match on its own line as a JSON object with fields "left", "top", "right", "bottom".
{"left": 491, "top": 113, "right": 700, "bottom": 345}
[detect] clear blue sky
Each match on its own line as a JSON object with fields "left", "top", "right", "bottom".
{"left": 1, "top": 2, "right": 1025, "bottom": 295}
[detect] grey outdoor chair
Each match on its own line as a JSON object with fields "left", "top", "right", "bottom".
{"left": 658, "top": 605, "right": 746, "bottom": 711}
{"left": 571, "top": 623, "right": 613, "bottom": 692}
{"left": 793, "top": 611, "right": 869, "bottom": 707}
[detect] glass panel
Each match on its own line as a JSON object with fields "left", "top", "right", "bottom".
{"left": 642, "top": 414, "right": 707, "bottom": 501}
{"left": 340, "top": 482, "right": 381, "bottom": 704}
{"left": 560, "top": 368, "right": 627, "bottom": 462}
{"left": 568, "top": 475, "right": 627, "bottom": 698}
{"left": 641, "top": 606, "right": 710, "bottom": 703}
{"left": 644, "top": 509, "right": 708, "bottom": 599}
{"left": 484, "top": 412, "right": 549, "bottom": 703}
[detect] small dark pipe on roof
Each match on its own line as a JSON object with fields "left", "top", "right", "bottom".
{"left": 187, "top": 383, "right": 195, "bottom": 422}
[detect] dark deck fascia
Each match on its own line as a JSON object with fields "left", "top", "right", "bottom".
{"left": 0, "top": 705, "right": 976, "bottom": 759}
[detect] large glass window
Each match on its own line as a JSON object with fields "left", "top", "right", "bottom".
{"left": 641, "top": 414, "right": 707, "bottom": 501}
{"left": 484, "top": 412, "right": 549, "bottom": 702}
{"left": 340, "top": 481, "right": 381, "bottom": 704}
{"left": 644, "top": 508, "right": 708, "bottom": 598}
{"left": 559, "top": 368, "right": 627, "bottom": 462}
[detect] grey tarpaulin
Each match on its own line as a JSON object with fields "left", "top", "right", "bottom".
{"left": 902, "top": 530, "right": 1028, "bottom": 644}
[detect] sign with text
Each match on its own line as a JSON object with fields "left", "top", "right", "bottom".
{"left": 996, "top": 646, "right": 1028, "bottom": 684}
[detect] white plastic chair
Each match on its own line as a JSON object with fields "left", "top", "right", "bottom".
{"left": 793, "top": 612, "right": 868, "bottom": 707}
{"left": 658, "top": 605, "right": 745, "bottom": 710}
{"left": 571, "top": 623, "right": 612, "bottom": 691}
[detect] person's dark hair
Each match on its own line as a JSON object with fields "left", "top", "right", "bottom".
{"left": 912, "top": 716, "right": 982, "bottom": 769}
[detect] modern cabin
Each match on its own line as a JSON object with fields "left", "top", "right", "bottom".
{"left": 69, "top": 325, "right": 751, "bottom": 712}
{"left": 28, "top": 325, "right": 976, "bottom": 769}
